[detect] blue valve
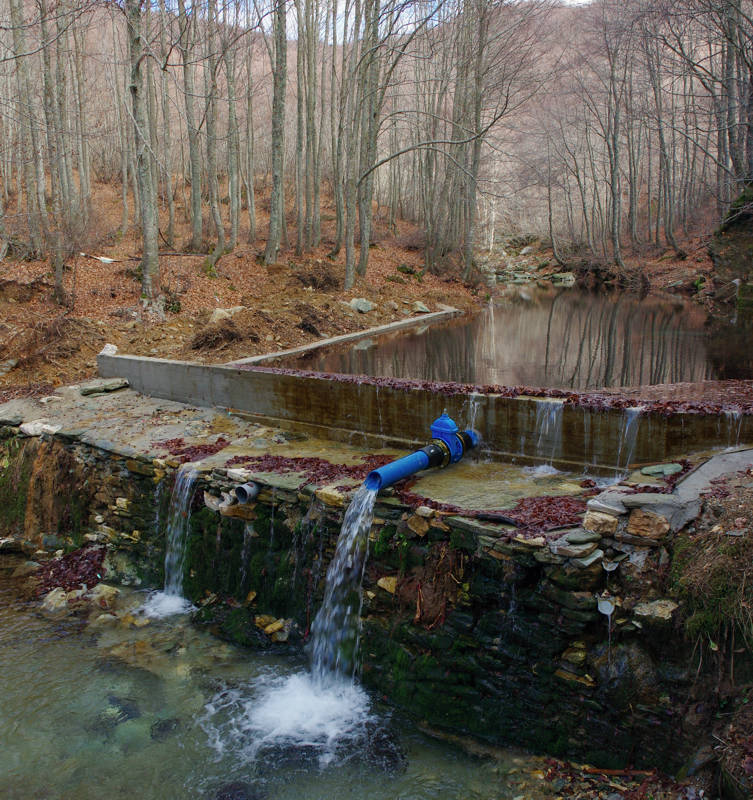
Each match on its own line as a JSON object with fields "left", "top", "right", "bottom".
{"left": 364, "top": 412, "right": 479, "bottom": 491}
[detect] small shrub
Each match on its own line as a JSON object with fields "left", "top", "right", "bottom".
{"left": 163, "top": 288, "right": 182, "bottom": 314}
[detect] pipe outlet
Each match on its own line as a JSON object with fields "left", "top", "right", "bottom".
{"left": 235, "top": 481, "right": 260, "bottom": 503}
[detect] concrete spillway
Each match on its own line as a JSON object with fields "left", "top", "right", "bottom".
{"left": 98, "top": 352, "right": 752, "bottom": 472}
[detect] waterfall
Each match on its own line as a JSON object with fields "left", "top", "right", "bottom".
{"left": 534, "top": 400, "right": 564, "bottom": 465}
{"left": 310, "top": 485, "right": 378, "bottom": 681}
{"left": 203, "top": 486, "right": 379, "bottom": 766}
{"left": 238, "top": 522, "right": 256, "bottom": 594}
{"left": 142, "top": 466, "right": 198, "bottom": 617}
{"left": 723, "top": 408, "right": 743, "bottom": 448}
{"left": 616, "top": 407, "right": 643, "bottom": 472}
{"left": 463, "top": 393, "right": 481, "bottom": 433}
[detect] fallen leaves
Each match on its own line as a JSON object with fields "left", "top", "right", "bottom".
{"left": 35, "top": 545, "right": 106, "bottom": 596}
{"left": 224, "top": 453, "right": 393, "bottom": 488}
{"left": 153, "top": 436, "right": 231, "bottom": 463}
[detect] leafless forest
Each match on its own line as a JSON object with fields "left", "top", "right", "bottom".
{"left": 0, "top": 0, "right": 751, "bottom": 300}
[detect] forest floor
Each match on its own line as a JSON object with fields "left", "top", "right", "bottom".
{"left": 0, "top": 181, "right": 480, "bottom": 399}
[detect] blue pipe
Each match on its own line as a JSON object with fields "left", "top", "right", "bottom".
{"left": 364, "top": 450, "right": 430, "bottom": 491}
{"left": 364, "top": 412, "right": 479, "bottom": 492}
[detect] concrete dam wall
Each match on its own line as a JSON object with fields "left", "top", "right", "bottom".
{"left": 97, "top": 353, "right": 752, "bottom": 472}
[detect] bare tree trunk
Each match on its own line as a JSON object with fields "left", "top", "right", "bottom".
{"left": 71, "top": 20, "right": 91, "bottom": 222}
{"left": 329, "top": 0, "right": 346, "bottom": 257}
{"left": 126, "top": 0, "right": 160, "bottom": 299}
{"left": 40, "top": 0, "right": 65, "bottom": 301}
{"left": 9, "top": 0, "right": 43, "bottom": 254}
{"left": 295, "top": 0, "right": 305, "bottom": 255}
{"left": 178, "top": 0, "right": 202, "bottom": 251}
{"left": 343, "top": 0, "right": 363, "bottom": 288}
{"left": 223, "top": 1, "right": 240, "bottom": 251}
{"left": 110, "top": 19, "right": 130, "bottom": 236}
{"left": 206, "top": 0, "right": 225, "bottom": 271}
{"left": 547, "top": 142, "right": 567, "bottom": 268}
{"left": 462, "top": 0, "right": 488, "bottom": 280}
{"left": 243, "top": 44, "right": 256, "bottom": 243}
{"left": 357, "top": 0, "right": 379, "bottom": 278}
{"left": 264, "top": 0, "right": 287, "bottom": 265}
{"left": 313, "top": 0, "right": 326, "bottom": 247}
{"left": 159, "top": 0, "right": 175, "bottom": 247}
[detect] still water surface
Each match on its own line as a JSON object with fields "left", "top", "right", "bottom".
{"left": 0, "top": 561, "right": 555, "bottom": 800}
{"left": 287, "top": 290, "right": 749, "bottom": 389}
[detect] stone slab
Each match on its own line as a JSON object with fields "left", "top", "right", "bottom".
{"left": 676, "top": 449, "right": 753, "bottom": 499}
{"left": 586, "top": 489, "right": 629, "bottom": 516}
{"left": 79, "top": 377, "right": 129, "bottom": 396}
{"left": 564, "top": 528, "right": 602, "bottom": 544}
{"left": 620, "top": 493, "right": 700, "bottom": 532}
{"left": 550, "top": 537, "right": 598, "bottom": 559}
{"left": 572, "top": 549, "right": 604, "bottom": 569}
{"left": 445, "top": 517, "right": 514, "bottom": 537}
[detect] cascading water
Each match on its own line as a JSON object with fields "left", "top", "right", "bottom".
{"left": 616, "top": 407, "right": 643, "bottom": 472}
{"left": 535, "top": 400, "right": 564, "bottom": 466}
{"left": 204, "top": 418, "right": 476, "bottom": 770}
{"left": 462, "top": 394, "right": 482, "bottom": 435}
{"left": 202, "top": 485, "right": 379, "bottom": 768}
{"left": 142, "top": 465, "right": 198, "bottom": 617}
{"left": 238, "top": 522, "right": 255, "bottom": 594}
{"left": 310, "top": 485, "right": 378, "bottom": 681}
{"left": 723, "top": 408, "right": 743, "bottom": 448}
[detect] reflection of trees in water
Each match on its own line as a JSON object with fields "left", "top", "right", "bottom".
{"left": 542, "top": 294, "right": 711, "bottom": 388}
{"left": 335, "top": 317, "right": 479, "bottom": 381}
{"left": 304, "top": 292, "right": 720, "bottom": 388}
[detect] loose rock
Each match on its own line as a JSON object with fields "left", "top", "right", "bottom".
{"left": 627, "top": 508, "right": 671, "bottom": 539}
{"left": 349, "top": 298, "right": 376, "bottom": 313}
{"left": 583, "top": 510, "right": 619, "bottom": 535}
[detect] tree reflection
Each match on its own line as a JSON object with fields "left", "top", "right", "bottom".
{"left": 291, "top": 290, "right": 734, "bottom": 389}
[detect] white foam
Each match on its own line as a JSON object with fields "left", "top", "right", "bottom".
{"left": 524, "top": 464, "right": 561, "bottom": 477}
{"left": 250, "top": 673, "right": 371, "bottom": 745}
{"left": 592, "top": 475, "right": 621, "bottom": 489}
{"left": 203, "top": 670, "right": 374, "bottom": 767}
{"left": 140, "top": 591, "right": 195, "bottom": 618}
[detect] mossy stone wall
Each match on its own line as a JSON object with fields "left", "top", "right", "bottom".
{"left": 0, "top": 425, "right": 743, "bottom": 772}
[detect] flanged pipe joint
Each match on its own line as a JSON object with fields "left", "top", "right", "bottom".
{"left": 364, "top": 412, "right": 479, "bottom": 492}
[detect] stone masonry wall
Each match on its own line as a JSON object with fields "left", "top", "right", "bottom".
{"left": 0, "top": 424, "right": 739, "bottom": 772}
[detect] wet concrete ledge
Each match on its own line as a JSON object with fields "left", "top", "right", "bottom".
{"left": 98, "top": 353, "right": 753, "bottom": 472}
